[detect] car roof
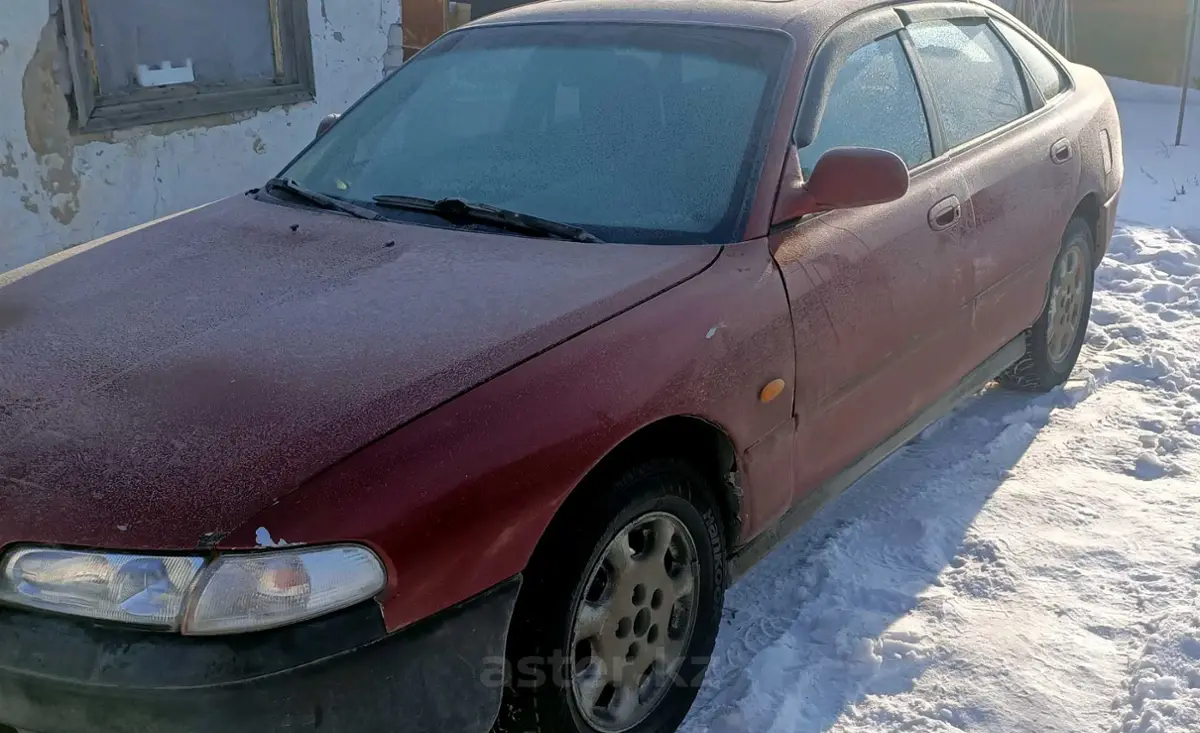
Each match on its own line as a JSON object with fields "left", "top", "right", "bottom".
{"left": 465, "top": 0, "right": 1005, "bottom": 41}
{"left": 468, "top": 0, "right": 834, "bottom": 34}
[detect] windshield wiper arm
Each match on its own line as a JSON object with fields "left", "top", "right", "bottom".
{"left": 264, "top": 178, "right": 383, "bottom": 221}
{"left": 372, "top": 195, "right": 603, "bottom": 243}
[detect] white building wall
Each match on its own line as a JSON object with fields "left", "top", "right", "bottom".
{"left": 0, "top": 0, "right": 401, "bottom": 272}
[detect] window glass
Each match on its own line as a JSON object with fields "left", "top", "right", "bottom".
{"left": 87, "top": 0, "right": 278, "bottom": 93}
{"left": 364, "top": 48, "right": 535, "bottom": 162}
{"left": 799, "top": 34, "right": 932, "bottom": 175}
{"left": 909, "top": 20, "right": 1032, "bottom": 149}
{"left": 284, "top": 24, "right": 790, "bottom": 245}
{"left": 994, "top": 20, "right": 1070, "bottom": 101}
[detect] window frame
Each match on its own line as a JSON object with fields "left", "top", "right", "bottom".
{"left": 790, "top": 6, "right": 947, "bottom": 179}
{"left": 990, "top": 16, "right": 1075, "bottom": 107}
{"left": 795, "top": 31, "right": 939, "bottom": 173}
{"left": 792, "top": 6, "right": 909, "bottom": 151}
{"left": 891, "top": 2, "right": 1083, "bottom": 160}
{"left": 792, "top": 0, "right": 1083, "bottom": 190}
{"left": 902, "top": 16, "right": 1038, "bottom": 154}
{"left": 62, "top": 0, "right": 316, "bottom": 133}
{"left": 898, "top": 27, "right": 948, "bottom": 163}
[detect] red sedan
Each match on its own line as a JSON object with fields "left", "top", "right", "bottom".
{"left": 0, "top": 0, "right": 1122, "bottom": 732}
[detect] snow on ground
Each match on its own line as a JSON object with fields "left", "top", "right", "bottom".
{"left": 683, "top": 81, "right": 1200, "bottom": 733}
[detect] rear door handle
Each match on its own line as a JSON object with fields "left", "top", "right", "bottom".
{"left": 1051, "top": 138, "right": 1073, "bottom": 164}
{"left": 929, "top": 195, "right": 962, "bottom": 231}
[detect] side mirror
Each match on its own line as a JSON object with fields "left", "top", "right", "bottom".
{"left": 315, "top": 113, "right": 341, "bottom": 140}
{"left": 772, "top": 146, "right": 910, "bottom": 225}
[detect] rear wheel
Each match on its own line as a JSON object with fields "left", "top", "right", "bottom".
{"left": 493, "top": 459, "right": 726, "bottom": 733}
{"left": 999, "top": 217, "right": 1095, "bottom": 393}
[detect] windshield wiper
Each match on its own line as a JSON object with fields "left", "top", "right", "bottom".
{"left": 372, "top": 195, "right": 603, "bottom": 243}
{"left": 264, "top": 178, "right": 383, "bottom": 221}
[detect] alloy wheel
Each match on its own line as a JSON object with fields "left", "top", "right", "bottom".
{"left": 1046, "top": 246, "right": 1086, "bottom": 364}
{"left": 568, "top": 512, "right": 700, "bottom": 732}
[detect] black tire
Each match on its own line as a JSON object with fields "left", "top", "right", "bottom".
{"left": 999, "top": 217, "right": 1095, "bottom": 393}
{"left": 492, "top": 459, "right": 727, "bottom": 733}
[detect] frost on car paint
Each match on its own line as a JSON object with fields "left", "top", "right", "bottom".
{"left": 0, "top": 1, "right": 1126, "bottom": 732}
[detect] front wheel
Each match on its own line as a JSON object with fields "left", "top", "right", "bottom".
{"left": 493, "top": 459, "right": 726, "bottom": 733}
{"left": 999, "top": 217, "right": 1096, "bottom": 393}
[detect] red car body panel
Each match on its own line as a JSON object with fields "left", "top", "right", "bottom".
{"left": 773, "top": 154, "right": 980, "bottom": 498}
{"left": 0, "top": 0, "right": 1123, "bottom": 641}
{"left": 0, "top": 195, "right": 720, "bottom": 551}
{"left": 221, "top": 240, "right": 797, "bottom": 629}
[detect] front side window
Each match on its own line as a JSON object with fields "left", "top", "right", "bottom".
{"left": 994, "top": 19, "right": 1071, "bottom": 102}
{"left": 909, "top": 20, "right": 1032, "bottom": 149}
{"left": 799, "top": 34, "right": 933, "bottom": 175}
{"left": 281, "top": 23, "right": 791, "bottom": 245}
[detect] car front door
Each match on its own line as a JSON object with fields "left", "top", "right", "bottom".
{"left": 904, "top": 10, "right": 1081, "bottom": 355}
{"left": 770, "top": 22, "right": 978, "bottom": 504}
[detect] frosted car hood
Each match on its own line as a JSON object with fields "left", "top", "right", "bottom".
{"left": 0, "top": 195, "right": 717, "bottom": 550}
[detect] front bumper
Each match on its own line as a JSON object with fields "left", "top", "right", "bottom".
{"left": 0, "top": 576, "right": 520, "bottom": 733}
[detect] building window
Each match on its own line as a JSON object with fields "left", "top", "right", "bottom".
{"left": 62, "top": 0, "right": 316, "bottom": 132}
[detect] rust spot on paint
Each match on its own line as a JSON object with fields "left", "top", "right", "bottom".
{"left": 760, "top": 379, "right": 786, "bottom": 404}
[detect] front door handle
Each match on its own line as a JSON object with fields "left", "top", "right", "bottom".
{"left": 1051, "top": 138, "right": 1073, "bottom": 164}
{"left": 929, "top": 195, "right": 962, "bottom": 231}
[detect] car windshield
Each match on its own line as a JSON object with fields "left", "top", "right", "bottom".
{"left": 279, "top": 22, "right": 790, "bottom": 245}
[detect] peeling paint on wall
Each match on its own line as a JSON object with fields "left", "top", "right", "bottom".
{"left": 21, "top": 13, "right": 80, "bottom": 225}
{"left": 1, "top": 0, "right": 400, "bottom": 273}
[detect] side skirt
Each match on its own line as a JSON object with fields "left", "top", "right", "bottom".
{"left": 728, "top": 334, "right": 1027, "bottom": 580}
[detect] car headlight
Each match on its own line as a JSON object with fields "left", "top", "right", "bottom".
{"left": 0, "top": 545, "right": 386, "bottom": 635}
{"left": 0, "top": 548, "right": 204, "bottom": 629}
{"left": 184, "top": 546, "right": 386, "bottom": 635}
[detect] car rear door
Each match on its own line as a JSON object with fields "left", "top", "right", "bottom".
{"left": 770, "top": 12, "right": 979, "bottom": 504}
{"left": 901, "top": 4, "right": 1081, "bottom": 356}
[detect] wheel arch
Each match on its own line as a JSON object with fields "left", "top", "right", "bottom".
{"left": 530, "top": 416, "right": 742, "bottom": 569}
{"left": 1071, "top": 192, "right": 1102, "bottom": 263}
{"left": 1039, "top": 207, "right": 1097, "bottom": 314}
{"left": 495, "top": 415, "right": 740, "bottom": 731}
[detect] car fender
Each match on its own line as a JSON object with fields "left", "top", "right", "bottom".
{"left": 220, "top": 239, "right": 797, "bottom": 631}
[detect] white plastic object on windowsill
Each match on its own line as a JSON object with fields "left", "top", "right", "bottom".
{"left": 136, "top": 59, "right": 195, "bottom": 88}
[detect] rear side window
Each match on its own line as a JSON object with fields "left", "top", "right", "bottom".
{"left": 799, "top": 34, "right": 933, "bottom": 175}
{"left": 909, "top": 20, "right": 1032, "bottom": 149}
{"left": 994, "top": 19, "right": 1070, "bottom": 101}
